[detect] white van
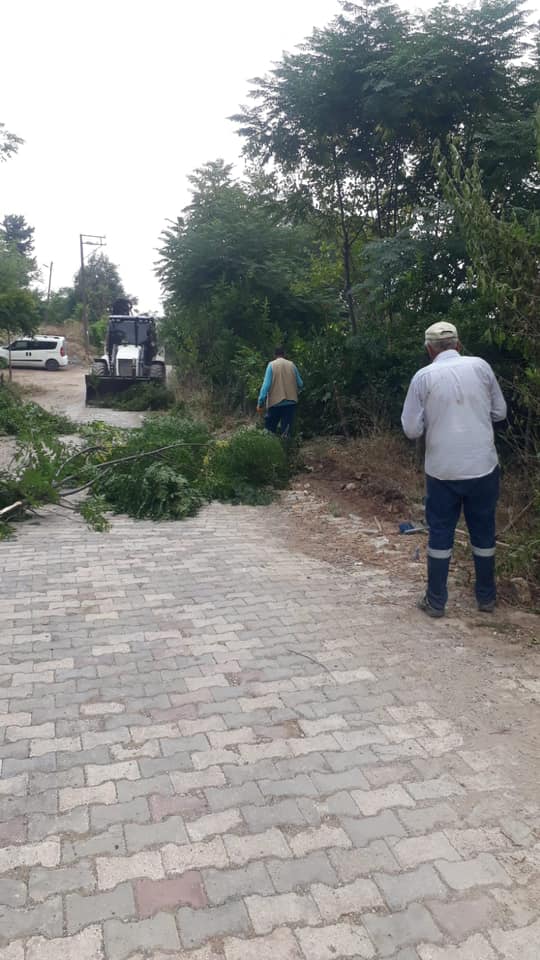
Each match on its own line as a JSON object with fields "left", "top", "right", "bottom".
{"left": 0, "top": 335, "right": 68, "bottom": 371}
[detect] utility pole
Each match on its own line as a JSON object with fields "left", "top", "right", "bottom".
{"left": 79, "top": 233, "right": 105, "bottom": 351}
{"left": 47, "top": 261, "right": 53, "bottom": 304}
{"left": 43, "top": 262, "right": 53, "bottom": 323}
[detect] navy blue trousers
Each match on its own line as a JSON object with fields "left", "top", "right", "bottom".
{"left": 425, "top": 467, "right": 500, "bottom": 610}
{"left": 265, "top": 403, "right": 297, "bottom": 438}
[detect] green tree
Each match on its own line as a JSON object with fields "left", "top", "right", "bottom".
{"left": 0, "top": 289, "right": 40, "bottom": 378}
{"left": 436, "top": 137, "right": 540, "bottom": 456}
{"left": 233, "top": 0, "right": 529, "bottom": 332}
{"left": 74, "top": 251, "right": 129, "bottom": 327}
{"left": 157, "top": 161, "right": 333, "bottom": 399}
{"left": 1, "top": 215, "right": 35, "bottom": 257}
{"left": 0, "top": 289, "right": 39, "bottom": 337}
{"left": 0, "top": 240, "right": 33, "bottom": 293}
{"left": 46, "top": 287, "right": 79, "bottom": 326}
{"left": 0, "top": 215, "right": 37, "bottom": 291}
{"left": 0, "top": 122, "right": 23, "bottom": 163}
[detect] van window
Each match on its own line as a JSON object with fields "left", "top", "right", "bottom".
{"left": 10, "top": 340, "right": 31, "bottom": 350}
{"left": 30, "top": 341, "right": 54, "bottom": 350}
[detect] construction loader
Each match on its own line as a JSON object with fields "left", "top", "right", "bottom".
{"left": 85, "top": 299, "right": 166, "bottom": 405}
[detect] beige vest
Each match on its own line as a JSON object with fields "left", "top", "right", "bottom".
{"left": 267, "top": 357, "right": 298, "bottom": 408}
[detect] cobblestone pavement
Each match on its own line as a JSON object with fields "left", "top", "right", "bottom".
{"left": 1, "top": 503, "right": 539, "bottom": 960}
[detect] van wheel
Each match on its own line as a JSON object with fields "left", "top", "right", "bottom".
{"left": 45, "top": 358, "right": 60, "bottom": 371}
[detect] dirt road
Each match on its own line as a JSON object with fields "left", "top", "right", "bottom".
{"left": 9, "top": 365, "right": 144, "bottom": 428}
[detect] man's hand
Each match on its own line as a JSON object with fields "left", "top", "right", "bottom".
{"left": 256, "top": 405, "right": 264, "bottom": 414}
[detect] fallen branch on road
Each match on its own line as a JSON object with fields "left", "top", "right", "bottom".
{"left": 1, "top": 402, "right": 290, "bottom": 536}
{"left": 0, "top": 500, "right": 24, "bottom": 519}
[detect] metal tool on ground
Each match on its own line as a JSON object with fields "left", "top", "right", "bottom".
{"left": 399, "top": 521, "right": 428, "bottom": 534}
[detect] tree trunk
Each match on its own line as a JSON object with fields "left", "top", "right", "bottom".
{"left": 374, "top": 170, "right": 383, "bottom": 238}
{"left": 332, "top": 143, "right": 357, "bottom": 335}
{"left": 343, "top": 238, "right": 357, "bottom": 336}
{"left": 333, "top": 382, "right": 350, "bottom": 438}
{"left": 392, "top": 147, "right": 399, "bottom": 236}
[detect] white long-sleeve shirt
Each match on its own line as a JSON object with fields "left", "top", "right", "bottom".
{"left": 401, "top": 350, "right": 507, "bottom": 480}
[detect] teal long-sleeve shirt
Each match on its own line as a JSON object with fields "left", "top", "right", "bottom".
{"left": 258, "top": 363, "right": 304, "bottom": 408}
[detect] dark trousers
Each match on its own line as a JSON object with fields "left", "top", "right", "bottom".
{"left": 265, "top": 403, "right": 297, "bottom": 438}
{"left": 425, "top": 467, "right": 500, "bottom": 610}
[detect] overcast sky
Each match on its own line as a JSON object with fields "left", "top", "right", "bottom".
{"left": 2, "top": 0, "right": 431, "bottom": 312}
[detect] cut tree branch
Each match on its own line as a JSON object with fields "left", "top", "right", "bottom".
{"left": 0, "top": 500, "right": 24, "bottom": 519}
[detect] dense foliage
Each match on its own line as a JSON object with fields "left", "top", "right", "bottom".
{"left": 0, "top": 206, "right": 40, "bottom": 341}
{"left": 157, "top": 160, "right": 333, "bottom": 407}
{"left": 157, "top": 0, "right": 538, "bottom": 451}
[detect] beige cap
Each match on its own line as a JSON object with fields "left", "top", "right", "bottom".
{"left": 424, "top": 321, "right": 458, "bottom": 343}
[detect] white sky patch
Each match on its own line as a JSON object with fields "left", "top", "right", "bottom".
{"left": 1, "top": 0, "right": 434, "bottom": 311}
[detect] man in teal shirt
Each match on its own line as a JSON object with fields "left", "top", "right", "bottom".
{"left": 257, "top": 346, "right": 304, "bottom": 437}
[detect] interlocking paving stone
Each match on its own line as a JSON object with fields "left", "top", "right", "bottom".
{"left": 310, "top": 877, "right": 383, "bottom": 920}
{"left": 0, "top": 894, "right": 63, "bottom": 941}
{"left": 124, "top": 816, "right": 188, "bottom": 853}
{"left": 203, "top": 860, "right": 274, "bottom": 905}
{"left": 393, "top": 832, "right": 461, "bottom": 868}
{"left": 0, "top": 877, "right": 26, "bottom": 908}
{"left": 295, "top": 921, "right": 375, "bottom": 960}
{"left": 66, "top": 882, "right": 136, "bottom": 934}
{"left": 96, "top": 850, "right": 165, "bottom": 890}
{"left": 104, "top": 913, "right": 181, "bottom": 960}
{"left": 0, "top": 837, "right": 60, "bottom": 873}
{"left": 375, "top": 864, "right": 448, "bottom": 910}
{"left": 417, "top": 935, "right": 496, "bottom": 960}
{"left": 0, "top": 502, "right": 538, "bottom": 960}
{"left": 177, "top": 900, "right": 251, "bottom": 948}
{"left": 224, "top": 927, "right": 302, "bottom": 960}
{"left": 134, "top": 872, "right": 207, "bottom": 917}
{"left": 162, "top": 836, "right": 229, "bottom": 874}
{"left": 435, "top": 853, "right": 512, "bottom": 890}
{"left": 246, "top": 890, "right": 321, "bottom": 934}
{"left": 363, "top": 902, "right": 443, "bottom": 956}
{"left": 28, "top": 860, "right": 95, "bottom": 901}
{"left": 341, "top": 809, "right": 407, "bottom": 846}
{"left": 26, "top": 925, "right": 104, "bottom": 960}
{"left": 224, "top": 827, "right": 291, "bottom": 865}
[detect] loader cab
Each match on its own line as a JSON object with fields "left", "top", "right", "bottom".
{"left": 106, "top": 316, "right": 156, "bottom": 363}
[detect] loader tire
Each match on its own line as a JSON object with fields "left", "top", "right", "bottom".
{"left": 150, "top": 362, "right": 165, "bottom": 381}
{"left": 91, "top": 360, "right": 108, "bottom": 377}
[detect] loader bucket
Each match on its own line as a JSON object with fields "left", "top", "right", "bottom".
{"left": 85, "top": 375, "right": 154, "bottom": 406}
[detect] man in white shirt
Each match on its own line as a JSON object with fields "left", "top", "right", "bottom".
{"left": 401, "top": 321, "right": 507, "bottom": 617}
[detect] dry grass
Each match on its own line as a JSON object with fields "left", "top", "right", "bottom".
{"left": 303, "top": 432, "right": 423, "bottom": 507}
{"left": 302, "top": 432, "right": 538, "bottom": 604}
{"left": 168, "top": 370, "right": 255, "bottom": 435}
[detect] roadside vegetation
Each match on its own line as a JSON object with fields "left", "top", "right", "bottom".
{"left": 0, "top": 385, "right": 289, "bottom": 538}
{"left": 0, "top": 0, "right": 538, "bottom": 593}
{"left": 156, "top": 0, "right": 539, "bottom": 593}
{"left": 0, "top": 382, "right": 76, "bottom": 437}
